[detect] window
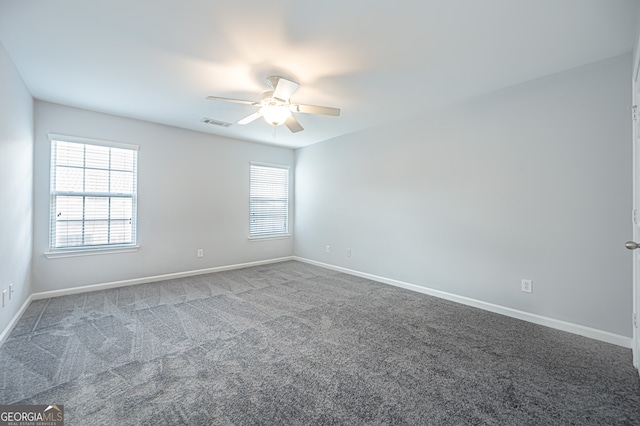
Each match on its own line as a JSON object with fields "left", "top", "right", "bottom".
{"left": 49, "top": 135, "right": 138, "bottom": 252}
{"left": 249, "top": 162, "right": 290, "bottom": 238}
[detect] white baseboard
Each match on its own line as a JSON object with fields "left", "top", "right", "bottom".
{"left": 295, "top": 257, "right": 633, "bottom": 348}
{"left": 0, "top": 294, "right": 33, "bottom": 347}
{"left": 8, "top": 255, "right": 632, "bottom": 349}
{"left": 32, "top": 256, "right": 294, "bottom": 300}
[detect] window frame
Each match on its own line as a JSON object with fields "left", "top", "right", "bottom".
{"left": 46, "top": 133, "right": 139, "bottom": 258}
{"left": 248, "top": 161, "right": 291, "bottom": 240}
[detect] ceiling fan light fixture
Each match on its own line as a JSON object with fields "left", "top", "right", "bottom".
{"left": 260, "top": 104, "right": 291, "bottom": 126}
{"left": 206, "top": 76, "right": 340, "bottom": 134}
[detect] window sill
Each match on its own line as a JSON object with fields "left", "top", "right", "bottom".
{"left": 45, "top": 245, "right": 140, "bottom": 259}
{"left": 248, "top": 234, "right": 291, "bottom": 241}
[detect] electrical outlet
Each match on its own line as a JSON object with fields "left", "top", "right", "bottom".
{"left": 325, "top": 245, "right": 331, "bottom": 253}
{"left": 197, "top": 249, "right": 204, "bottom": 258}
{"left": 521, "top": 279, "right": 533, "bottom": 293}
{"left": 346, "top": 248, "right": 352, "bottom": 257}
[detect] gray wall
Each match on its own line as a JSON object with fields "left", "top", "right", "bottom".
{"left": 0, "top": 42, "right": 34, "bottom": 333}
{"left": 295, "top": 54, "right": 633, "bottom": 337}
{"left": 32, "top": 102, "right": 294, "bottom": 292}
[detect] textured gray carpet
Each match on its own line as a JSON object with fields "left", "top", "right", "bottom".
{"left": 0, "top": 260, "right": 639, "bottom": 425}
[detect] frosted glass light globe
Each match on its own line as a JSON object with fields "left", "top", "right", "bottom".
{"left": 260, "top": 104, "right": 291, "bottom": 126}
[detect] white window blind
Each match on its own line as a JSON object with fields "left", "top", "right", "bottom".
{"left": 249, "top": 163, "right": 290, "bottom": 238}
{"left": 49, "top": 137, "right": 138, "bottom": 250}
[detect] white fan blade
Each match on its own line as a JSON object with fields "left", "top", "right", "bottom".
{"left": 237, "top": 111, "right": 262, "bottom": 125}
{"left": 206, "top": 96, "right": 258, "bottom": 106}
{"left": 285, "top": 116, "right": 304, "bottom": 133}
{"left": 273, "top": 78, "right": 299, "bottom": 102}
{"left": 290, "top": 104, "right": 340, "bottom": 116}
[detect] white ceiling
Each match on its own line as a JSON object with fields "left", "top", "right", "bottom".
{"left": 1, "top": 0, "right": 638, "bottom": 148}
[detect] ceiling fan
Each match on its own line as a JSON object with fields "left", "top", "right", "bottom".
{"left": 206, "top": 76, "right": 340, "bottom": 133}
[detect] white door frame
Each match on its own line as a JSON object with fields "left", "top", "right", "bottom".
{"left": 632, "top": 48, "right": 640, "bottom": 372}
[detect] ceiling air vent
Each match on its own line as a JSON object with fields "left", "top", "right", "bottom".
{"left": 201, "top": 118, "right": 232, "bottom": 127}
